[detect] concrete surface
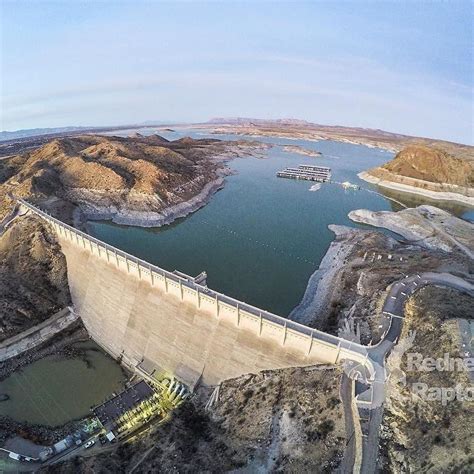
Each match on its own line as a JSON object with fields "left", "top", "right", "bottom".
{"left": 0, "top": 308, "right": 77, "bottom": 362}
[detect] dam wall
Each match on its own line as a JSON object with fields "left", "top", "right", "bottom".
{"left": 19, "top": 200, "right": 370, "bottom": 389}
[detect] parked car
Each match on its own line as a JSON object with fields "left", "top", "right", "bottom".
{"left": 84, "top": 440, "right": 95, "bottom": 449}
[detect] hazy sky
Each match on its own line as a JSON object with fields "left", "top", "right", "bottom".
{"left": 1, "top": 1, "right": 473, "bottom": 144}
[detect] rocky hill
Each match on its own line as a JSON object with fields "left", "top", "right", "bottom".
{"left": 371, "top": 145, "right": 473, "bottom": 186}
{"left": 383, "top": 286, "right": 473, "bottom": 472}
{"left": 359, "top": 145, "right": 474, "bottom": 205}
{"left": 0, "top": 217, "right": 70, "bottom": 341}
{"left": 0, "top": 134, "right": 263, "bottom": 226}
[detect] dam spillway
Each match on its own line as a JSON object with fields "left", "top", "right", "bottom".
{"left": 18, "top": 199, "right": 370, "bottom": 389}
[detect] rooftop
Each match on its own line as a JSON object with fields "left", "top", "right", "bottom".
{"left": 92, "top": 380, "right": 155, "bottom": 428}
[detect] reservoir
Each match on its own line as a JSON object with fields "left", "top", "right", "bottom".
{"left": 90, "top": 130, "right": 473, "bottom": 317}
{"left": 0, "top": 342, "right": 126, "bottom": 427}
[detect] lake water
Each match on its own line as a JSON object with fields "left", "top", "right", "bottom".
{"left": 90, "top": 129, "right": 473, "bottom": 317}
{"left": 0, "top": 342, "right": 126, "bottom": 427}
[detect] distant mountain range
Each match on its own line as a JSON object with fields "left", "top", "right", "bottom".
{"left": 204, "top": 117, "right": 473, "bottom": 157}
{"left": 206, "top": 117, "right": 410, "bottom": 139}
{"left": 0, "top": 121, "right": 173, "bottom": 142}
{"left": 0, "top": 126, "right": 95, "bottom": 141}
{"left": 207, "top": 117, "right": 314, "bottom": 126}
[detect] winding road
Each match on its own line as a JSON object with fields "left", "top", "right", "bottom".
{"left": 350, "top": 272, "right": 474, "bottom": 473}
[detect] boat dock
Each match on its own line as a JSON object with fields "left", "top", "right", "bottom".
{"left": 277, "top": 164, "right": 331, "bottom": 182}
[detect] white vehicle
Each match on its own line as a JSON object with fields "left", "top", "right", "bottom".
{"left": 84, "top": 440, "right": 95, "bottom": 449}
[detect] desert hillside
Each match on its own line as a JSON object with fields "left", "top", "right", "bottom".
{"left": 0, "top": 134, "right": 260, "bottom": 225}
{"left": 0, "top": 216, "right": 70, "bottom": 341}
{"left": 46, "top": 367, "right": 345, "bottom": 473}
{"left": 383, "top": 286, "right": 473, "bottom": 472}
{"left": 372, "top": 145, "right": 473, "bottom": 187}
{"left": 359, "top": 145, "right": 474, "bottom": 204}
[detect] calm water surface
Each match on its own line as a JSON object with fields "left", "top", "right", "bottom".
{"left": 90, "top": 129, "right": 472, "bottom": 316}
{"left": 0, "top": 342, "right": 126, "bottom": 426}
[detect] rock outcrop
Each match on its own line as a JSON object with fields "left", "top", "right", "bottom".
{"left": 379, "top": 145, "right": 473, "bottom": 186}
{"left": 349, "top": 205, "right": 474, "bottom": 256}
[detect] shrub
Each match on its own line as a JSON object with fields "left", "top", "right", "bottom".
{"left": 318, "top": 420, "right": 335, "bottom": 439}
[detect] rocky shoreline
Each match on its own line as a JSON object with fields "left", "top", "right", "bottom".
{"left": 77, "top": 173, "right": 228, "bottom": 230}
{"left": 359, "top": 171, "right": 474, "bottom": 207}
{"left": 0, "top": 322, "right": 89, "bottom": 381}
{"left": 289, "top": 225, "right": 363, "bottom": 328}
{"left": 70, "top": 142, "right": 269, "bottom": 230}
{"left": 348, "top": 206, "right": 474, "bottom": 257}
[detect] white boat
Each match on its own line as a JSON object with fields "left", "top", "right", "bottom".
{"left": 309, "top": 183, "right": 321, "bottom": 192}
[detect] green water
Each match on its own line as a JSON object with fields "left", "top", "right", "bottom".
{"left": 0, "top": 455, "right": 21, "bottom": 473}
{"left": 90, "top": 130, "right": 473, "bottom": 317}
{"left": 0, "top": 342, "right": 126, "bottom": 427}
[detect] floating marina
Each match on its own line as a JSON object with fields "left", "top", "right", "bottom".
{"left": 277, "top": 164, "right": 331, "bottom": 182}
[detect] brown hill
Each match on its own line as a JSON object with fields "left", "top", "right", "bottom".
{"left": 0, "top": 134, "right": 238, "bottom": 223}
{"left": 0, "top": 216, "right": 70, "bottom": 341}
{"left": 360, "top": 145, "right": 474, "bottom": 202}
{"left": 380, "top": 145, "right": 474, "bottom": 187}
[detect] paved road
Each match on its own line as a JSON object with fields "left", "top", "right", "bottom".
{"left": 339, "top": 373, "right": 357, "bottom": 473}
{"left": 357, "top": 272, "right": 474, "bottom": 473}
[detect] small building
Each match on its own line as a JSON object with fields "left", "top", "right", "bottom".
{"left": 92, "top": 380, "right": 158, "bottom": 437}
{"left": 52, "top": 439, "right": 69, "bottom": 454}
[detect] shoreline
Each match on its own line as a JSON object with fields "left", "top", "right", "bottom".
{"left": 358, "top": 171, "right": 474, "bottom": 208}
{"left": 289, "top": 225, "right": 361, "bottom": 327}
{"left": 79, "top": 174, "right": 228, "bottom": 230}
{"left": 72, "top": 142, "right": 269, "bottom": 231}
{"left": 204, "top": 126, "right": 399, "bottom": 154}
{"left": 348, "top": 206, "right": 474, "bottom": 257}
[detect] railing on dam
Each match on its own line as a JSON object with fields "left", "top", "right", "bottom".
{"left": 17, "top": 198, "right": 367, "bottom": 357}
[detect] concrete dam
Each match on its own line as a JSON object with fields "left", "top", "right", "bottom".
{"left": 19, "top": 200, "right": 372, "bottom": 390}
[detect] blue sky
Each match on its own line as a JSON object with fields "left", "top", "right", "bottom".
{"left": 1, "top": 1, "right": 472, "bottom": 144}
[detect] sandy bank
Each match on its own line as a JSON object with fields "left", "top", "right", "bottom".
{"left": 358, "top": 171, "right": 474, "bottom": 208}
